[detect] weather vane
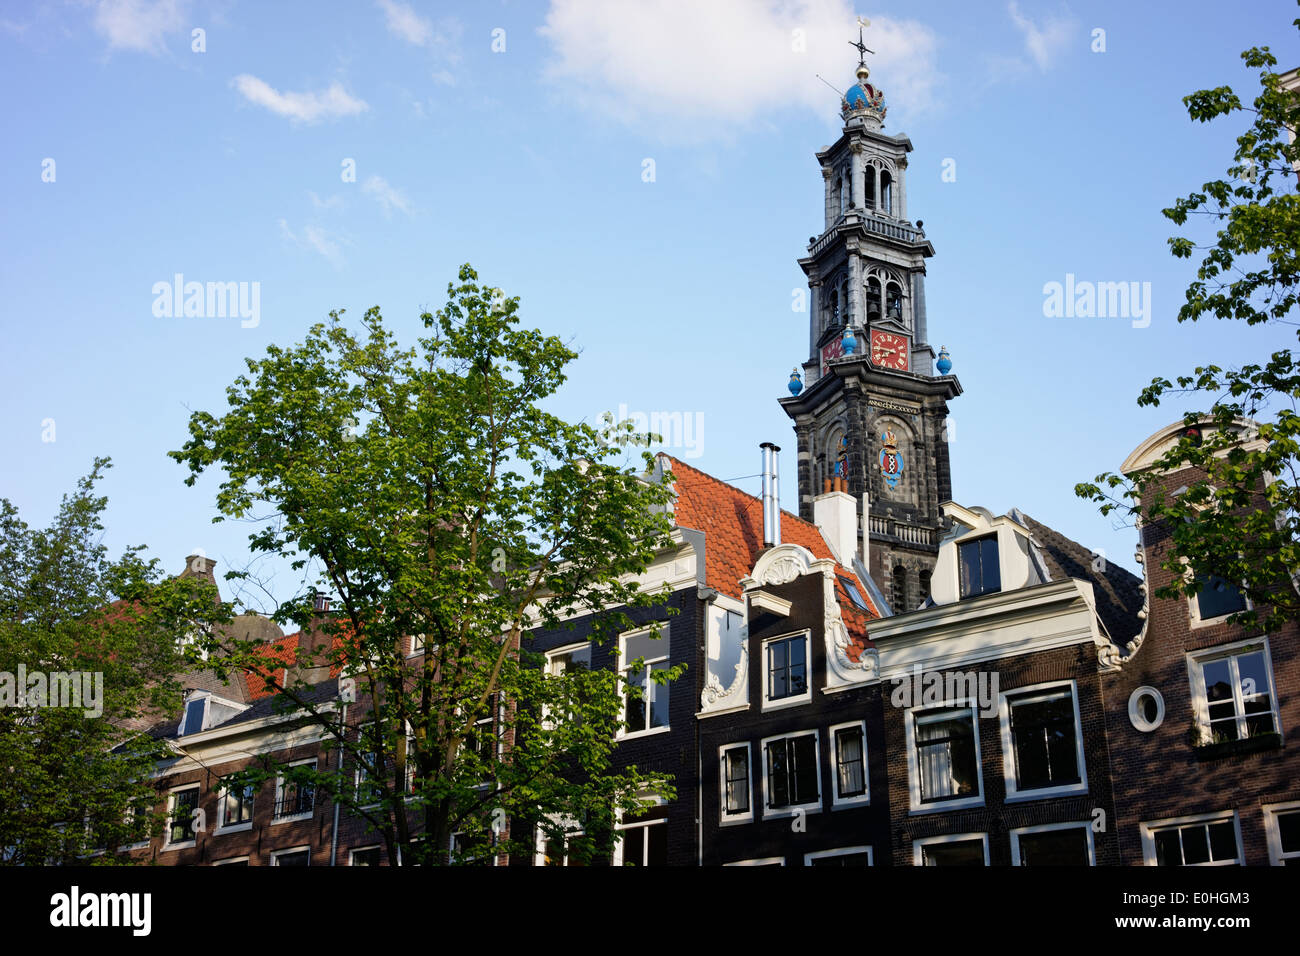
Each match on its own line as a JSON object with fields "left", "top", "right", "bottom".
{"left": 849, "top": 16, "right": 874, "bottom": 67}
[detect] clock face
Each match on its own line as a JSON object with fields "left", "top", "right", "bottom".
{"left": 871, "top": 331, "right": 910, "bottom": 371}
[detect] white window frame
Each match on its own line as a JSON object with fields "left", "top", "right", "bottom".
{"left": 724, "top": 856, "right": 786, "bottom": 866}
{"left": 1140, "top": 810, "right": 1243, "bottom": 866}
{"left": 828, "top": 720, "right": 870, "bottom": 808}
{"left": 123, "top": 800, "right": 154, "bottom": 851}
{"left": 1128, "top": 686, "right": 1166, "bottom": 732}
{"left": 543, "top": 641, "right": 593, "bottom": 728}
{"left": 408, "top": 632, "right": 425, "bottom": 657}
{"left": 804, "top": 845, "right": 873, "bottom": 866}
{"left": 904, "top": 701, "right": 984, "bottom": 814}
{"left": 212, "top": 856, "right": 249, "bottom": 866}
{"left": 1188, "top": 571, "right": 1252, "bottom": 628}
{"left": 759, "top": 729, "right": 822, "bottom": 819}
{"left": 1009, "top": 821, "right": 1095, "bottom": 866}
{"left": 179, "top": 693, "right": 209, "bottom": 736}
{"left": 533, "top": 817, "right": 588, "bottom": 867}
{"left": 998, "top": 680, "right": 1088, "bottom": 802}
{"left": 269, "top": 846, "right": 312, "bottom": 866}
{"left": 273, "top": 758, "right": 318, "bottom": 823}
{"left": 719, "top": 742, "right": 754, "bottom": 825}
{"left": 760, "top": 629, "right": 812, "bottom": 711}
{"left": 1186, "top": 638, "right": 1280, "bottom": 745}
{"left": 216, "top": 779, "right": 255, "bottom": 833}
{"left": 613, "top": 817, "right": 668, "bottom": 867}
{"left": 913, "top": 832, "right": 989, "bottom": 866}
{"left": 617, "top": 626, "right": 671, "bottom": 740}
{"left": 163, "top": 785, "right": 200, "bottom": 850}
{"left": 349, "top": 845, "right": 383, "bottom": 866}
{"left": 1262, "top": 801, "right": 1300, "bottom": 866}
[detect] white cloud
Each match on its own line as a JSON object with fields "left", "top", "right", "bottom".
{"left": 93, "top": 0, "right": 185, "bottom": 54}
{"left": 308, "top": 191, "right": 344, "bottom": 210}
{"left": 377, "top": 0, "right": 432, "bottom": 46}
{"left": 1006, "top": 1, "right": 1074, "bottom": 71}
{"left": 362, "top": 175, "right": 413, "bottom": 217}
{"left": 232, "top": 74, "right": 369, "bottom": 124}
{"left": 538, "top": 0, "right": 941, "bottom": 137}
{"left": 279, "top": 219, "right": 348, "bottom": 268}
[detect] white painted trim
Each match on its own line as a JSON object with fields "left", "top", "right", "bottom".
{"left": 1128, "top": 686, "right": 1165, "bottom": 732}
{"left": 1262, "top": 801, "right": 1300, "bottom": 866}
{"left": 804, "top": 845, "right": 872, "bottom": 866}
{"left": 212, "top": 856, "right": 249, "bottom": 866}
{"left": 827, "top": 720, "right": 870, "bottom": 808}
{"left": 758, "top": 728, "right": 822, "bottom": 819}
{"left": 1185, "top": 637, "right": 1280, "bottom": 745}
{"left": 912, "top": 832, "right": 989, "bottom": 866}
{"left": 617, "top": 624, "right": 671, "bottom": 739}
{"left": 215, "top": 780, "right": 255, "bottom": 833}
{"left": 760, "top": 629, "right": 813, "bottom": 711}
{"left": 997, "top": 679, "right": 1088, "bottom": 803}
{"left": 162, "top": 784, "right": 200, "bottom": 851}
{"left": 724, "top": 856, "right": 786, "bottom": 866}
{"left": 718, "top": 742, "right": 754, "bottom": 826}
{"left": 903, "top": 700, "right": 984, "bottom": 814}
{"left": 1009, "top": 821, "right": 1095, "bottom": 865}
{"left": 349, "top": 844, "right": 383, "bottom": 866}
{"left": 750, "top": 591, "right": 793, "bottom": 618}
{"left": 272, "top": 757, "right": 318, "bottom": 823}
{"left": 1139, "top": 810, "right": 1243, "bottom": 866}
{"left": 612, "top": 818, "right": 667, "bottom": 867}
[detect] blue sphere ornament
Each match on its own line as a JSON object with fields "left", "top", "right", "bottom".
{"left": 788, "top": 367, "right": 803, "bottom": 396}
{"left": 936, "top": 345, "right": 952, "bottom": 375}
{"left": 841, "top": 326, "right": 857, "bottom": 356}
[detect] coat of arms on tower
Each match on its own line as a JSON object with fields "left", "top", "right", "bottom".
{"left": 879, "top": 429, "right": 903, "bottom": 489}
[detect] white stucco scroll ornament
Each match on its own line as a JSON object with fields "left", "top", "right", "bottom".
{"left": 700, "top": 632, "right": 749, "bottom": 710}
{"left": 823, "top": 571, "right": 878, "bottom": 685}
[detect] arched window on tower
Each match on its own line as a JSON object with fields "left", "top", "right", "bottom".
{"left": 866, "top": 278, "right": 882, "bottom": 323}
{"left": 893, "top": 565, "right": 910, "bottom": 614}
{"left": 828, "top": 283, "right": 840, "bottom": 328}
{"left": 880, "top": 171, "right": 893, "bottom": 217}
{"left": 839, "top": 274, "right": 850, "bottom": 325}
{"left": 886, "top": 282, "right": 904, "bottom": 323}
{"left": 864, "top": 166, "right": 877, "bottom": 211}
{"left": 838, "top": 175, "right": 849, "bottom": 216}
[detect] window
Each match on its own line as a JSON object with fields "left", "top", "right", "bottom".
{"left": 270, "top": 847, "right": 311, "bottom": 866}
{"left": 1188, "top": 640, "right": 1278, "bottom": 744}
{"left": 124, "top": 799, "right": 153, "bottom": 849}
{"left": 544, "top": 642, "right": 592, "bottom": 727}
{"left": 535, "top": 822, "right": 592, "bottom": 867}
{"left": 958, "top": 535, "right": 1000, "bottom": 598}
{"left": 180, "top": 696, "right": 208, "bottom": 736}
{"left": 720, "top": 743, "right": 753, "bottom": 824}
{"left": 865, "top": 277, "right": 882, "bottom": 320}
{"left": 906, "top": 706, "right": 983, "bottom": 812}
{"left": 350, "top": 846, "right": 382, "bottom": 866}
{"left": 217, "top": 779, "right": 254, "bottom": 830}
{"left": 805, "top": 846, "right": 872, "bottom": 866}
{"left": 829, "top": 721, "right": 869, "bottom": 807}
{"left": 914, "top": 833, "right": 988, "bottom": 866}
{"left": 620, "top": 628, "right": 670, "bottom": 736}
{"left": 470, "top": 701, "right": 498, "bottom": 762}
{"left": 1263, "top": 802, "right": 1300, "bottom": 865}
{"left": 449, "top": 831, "right": 494, "bottom": 866}
{"left": 839, "top": 576, "right": 869, "bottom": 611}
{"left": 762, "top": 632, "right": 810, "bottom": 708}
{"left": 615, "top": 819, "right": 667, "bottom": 867}
{"left": 1128, "top": 686, "right": 1165, "bottom": 732}
{"left": 1000, "top": 682, "right": 1086, "bottom": 800}
{"left": 408, "top": 633, "right": 425, "bottom": 656}
{"left": 725, "top": 857, "right": 785, "bottom": 867}
{"left": 1193, "top": 573, "right": 1248, "bottom": 623}
{"left": 354, "top": 723, "right": 383, "bottom": 805}
{"left": 274, "top": 760, "right": 317, "bottom": 820}
{"left": 1141, "top": 812, "right": 1242, "bottom": 866}
{"left": 1011, "top": 823, "right": 1095, "bottom": 865}
{"left": 762, "top": 731, "right": 820, "bottom": 814}
{"left": 165, "top": 787, "right": 199, "bottom": 847}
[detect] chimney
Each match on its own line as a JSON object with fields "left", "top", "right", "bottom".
{"left": 760, "top": 442, "right": 781, "bottom": 547}
{"left": 814, "top": 485, "right": 858, "bottom": 566}
{"left": 313, "top": 591, "right": 331, "bottom": 613}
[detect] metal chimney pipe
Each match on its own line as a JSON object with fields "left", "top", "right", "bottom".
{"left": 760, "top": 442, "right": 782, "bottom": 547}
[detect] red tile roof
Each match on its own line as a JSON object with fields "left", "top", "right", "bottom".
{"left": 661, "top": 455, "right": 877, "bottom": 655}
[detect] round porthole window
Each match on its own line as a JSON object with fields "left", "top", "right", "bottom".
{"left": 1128, "top": 686, "right": 1165, "bottom": 732}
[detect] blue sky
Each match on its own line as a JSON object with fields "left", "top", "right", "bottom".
{"left": 2, "top": 0, "right": 1298, "bottom": 608}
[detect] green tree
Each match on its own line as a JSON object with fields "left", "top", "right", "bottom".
{"left": 1077, "top": 24, "right": 1300, "bottom": 633}
{"left": 171, "top": 264, "right": 680, "bottom": 865}
{"left": 0, "top": 459, "right": 226, "bottom": 864}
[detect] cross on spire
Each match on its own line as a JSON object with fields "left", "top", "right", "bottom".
{"left": 849, "top": 16, "right": 874, "bottom": 66}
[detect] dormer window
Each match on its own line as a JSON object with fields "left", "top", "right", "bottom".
{"left": 959, "top": 535, "right": 1000, "bottom": 598}
{"left": 181, "top": 696, "right": 207, "bottom": 736}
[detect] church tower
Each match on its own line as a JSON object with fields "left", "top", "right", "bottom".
{"left": 779, "top": 31, "right": 961, "bottom": 614}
